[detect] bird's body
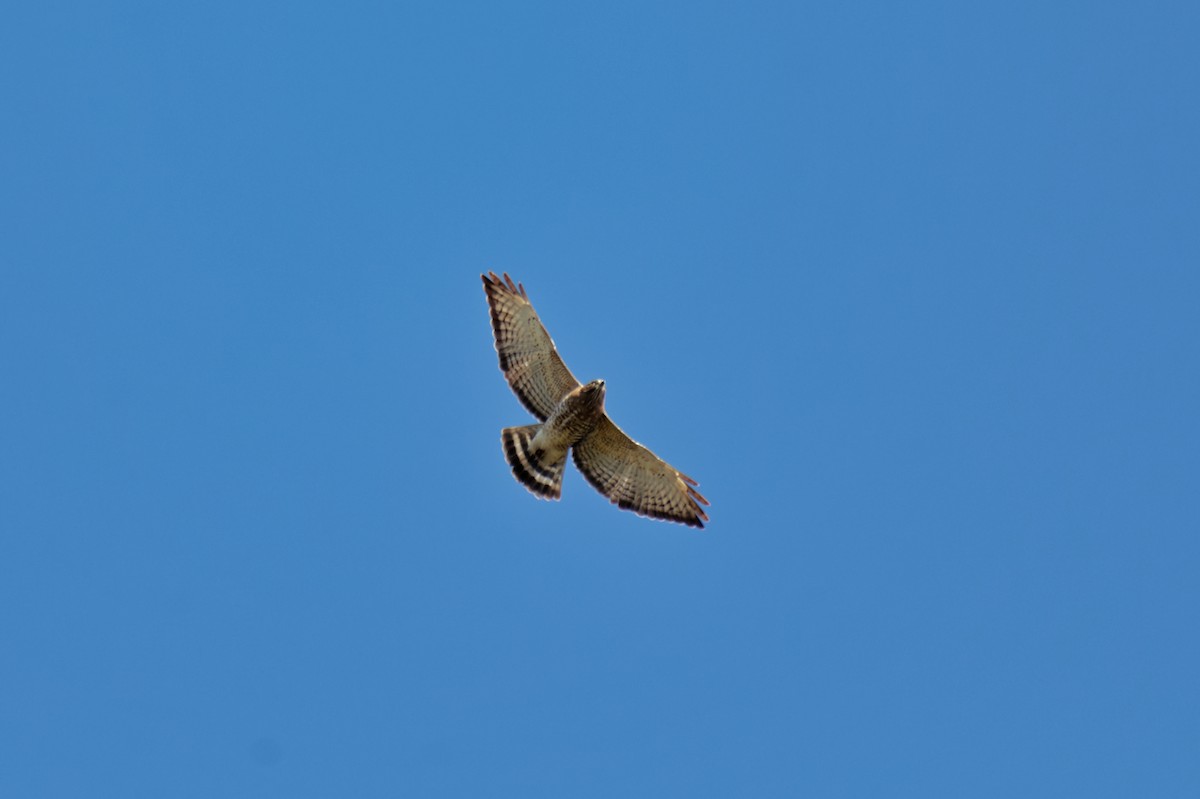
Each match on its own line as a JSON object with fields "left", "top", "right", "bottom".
{"left": 501, "top": 380, "right": 607, "bottom": 500}
{"left": 482, "top": 272, "right": 709, "bottom": 528}
{"left": 534, "top": 380, "right": 607, "bottom": 458}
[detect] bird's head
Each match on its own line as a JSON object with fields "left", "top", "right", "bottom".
{"left": 583, "top": 379, "right": 606, "bottom": 405}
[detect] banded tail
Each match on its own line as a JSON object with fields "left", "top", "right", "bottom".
{"left": 501, "top": 424, "right": 567, "bottom": 499}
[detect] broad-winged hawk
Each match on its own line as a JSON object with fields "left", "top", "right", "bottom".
{"left": 482, "top": 272, "right": 709, "bottom": 528}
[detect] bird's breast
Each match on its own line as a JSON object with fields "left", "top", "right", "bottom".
{"left": 541, "top": 391, "right": 604, "bottom": 449}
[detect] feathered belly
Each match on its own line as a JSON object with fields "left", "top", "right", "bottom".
{"left": 533, "top": 393, "right": 604, "bottom": 455}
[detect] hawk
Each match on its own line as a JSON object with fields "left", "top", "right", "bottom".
{"left": 482, "top": 272, "right": 710, "bottom": 528}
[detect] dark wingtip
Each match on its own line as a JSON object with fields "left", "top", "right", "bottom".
{"left": 483, "top": 271, "right": 528, "bottom": 302}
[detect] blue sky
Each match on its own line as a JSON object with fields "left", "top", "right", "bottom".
{"left": 2, "top": 1, "right": 1198, "bottom": 796}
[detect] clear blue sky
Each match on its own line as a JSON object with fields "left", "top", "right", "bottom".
{"left": 2, "top": 1, "right": 1198, "bottom": 796}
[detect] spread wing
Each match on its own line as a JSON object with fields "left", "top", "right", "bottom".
{"left": 482, "top": 272, "right": 582, "bottom": 421}
{"left": 573, "top": 414, "right": 710, "bottom": 528}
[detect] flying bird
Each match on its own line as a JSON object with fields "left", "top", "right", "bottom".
{"left": 482, "top": 272, "right": 709, "bottom": 528}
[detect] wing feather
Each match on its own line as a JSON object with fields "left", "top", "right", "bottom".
{"left": 573, "top": 414, "right": 709, "bottom": 528}
{"left": 482, "top": 272, "right": 581, "bottom": 421}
